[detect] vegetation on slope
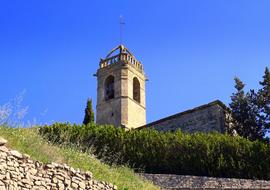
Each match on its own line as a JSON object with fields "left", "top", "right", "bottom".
{"left": 40, "top": 123, "right": 270, "bottom": 180}
{"left": 0, "top": 125, "right": 159, "bottom": 190}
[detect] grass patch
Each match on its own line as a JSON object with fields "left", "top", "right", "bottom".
{"left": 0, "top": 126, "right": 159, "bottom": 190}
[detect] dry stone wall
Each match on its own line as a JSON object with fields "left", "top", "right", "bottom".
{"left": 0, "top": 138, "right": 117, "bottom": 190}
{"left": 142, "top": 173, "right": 270, "bottom": 190}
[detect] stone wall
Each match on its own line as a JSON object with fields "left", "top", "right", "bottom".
{"left": 126, "top": 63, "right": 146, "bottom": 129}
{"left": 0, "top": 138, "right": 117, "bottom": 190}
{"left": 96, "top": 63, "right": 123, "bottom": 128}
{"left": 141, "top": 173, "right": 270, "bottom": 190}
{"left": 139, "top": 100, "right": 230, "bottom": 133}
{"left": 96, "top": 57, "right": 146, "bottom": 129}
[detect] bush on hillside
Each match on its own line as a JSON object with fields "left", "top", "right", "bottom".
{"left": 39, "top": 123, "right": 270, "bottom": 180}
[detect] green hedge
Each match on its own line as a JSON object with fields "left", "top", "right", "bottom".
{"left": 39, "top": 123, "right": 270, "bottom": 180}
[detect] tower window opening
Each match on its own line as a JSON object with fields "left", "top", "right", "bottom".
{"left": 105, "top": 75, "right": 115, "bottom": 100}
{"left": 133, "top": 77, "right": 140, "bottom": 103}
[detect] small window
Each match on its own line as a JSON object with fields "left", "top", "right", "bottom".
{"left": 133, "top": 77, "right": 140, "bottom": 103}
{"left": 105, "top": 75, "right": 115, "bottom": 100}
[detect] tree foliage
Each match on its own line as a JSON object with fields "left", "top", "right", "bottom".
{"left": 258, "top": 67, "right": 270, "bottom": 134}
{"left": 83, "top": 98, "right": 95, "bottom": 125}
{"left": 230, "top": 67, "right": 270, "bottom": 141}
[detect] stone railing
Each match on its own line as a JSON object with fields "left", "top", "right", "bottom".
{"left": 0, "top": 137, "right": 117, "bottom": 190}
{"left": 99, "top": 53, "right": 143, "bottom": 72}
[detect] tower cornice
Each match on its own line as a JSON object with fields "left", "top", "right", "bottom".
{"left": 99, "top": 45, "right": 144, "bottom": 73}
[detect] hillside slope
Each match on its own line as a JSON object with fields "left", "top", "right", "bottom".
{"left": 0, "top": 126, "right": 159, "bottom": 190}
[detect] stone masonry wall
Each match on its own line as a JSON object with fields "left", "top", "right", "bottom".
{"left": 140, "top": 101, "right": 228, "bottom": 133}
{"left": 126, "top": 63, "right": 146, "bottom": 129}
{"left": 0, "top": 138, "right": 117, "bottom": 190}
{"left": 142, "top": 173, "right": 270, "bottom": 190}
{"left": 96, "top": 60, "right": 146, "bottom": 129}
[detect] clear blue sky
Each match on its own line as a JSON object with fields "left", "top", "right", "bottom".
{"left": 1, "top": 0, "right": 270, "bottom": 125}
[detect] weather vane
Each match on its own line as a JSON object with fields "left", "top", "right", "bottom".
{"left": 119, "top": 15, "right": 125, "bottom": 45}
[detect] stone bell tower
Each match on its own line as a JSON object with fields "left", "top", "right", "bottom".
{"left": 95, "top": 45, "right": 146, "bottom": 129}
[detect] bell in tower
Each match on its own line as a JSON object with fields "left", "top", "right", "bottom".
{"left": 95, "top": 45, "right": 146, "bottom": 129}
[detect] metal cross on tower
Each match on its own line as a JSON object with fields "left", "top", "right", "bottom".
{"left": 119, "top": 15, "right": 125, "bottom": 45}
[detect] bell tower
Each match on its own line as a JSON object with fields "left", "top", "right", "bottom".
{"left": 95, "top": 45, "right": 146, "bottom": 129}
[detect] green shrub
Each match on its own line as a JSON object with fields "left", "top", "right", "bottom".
{"left": 39, "top": 123, "right": 270, "bottom": 180}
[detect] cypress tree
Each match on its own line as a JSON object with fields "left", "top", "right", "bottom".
{"left": 230, "top": 77, "right": 248, "bottom": 137}
{"left": 83, "top": 98, "right": 95, "bottom": 125}
{"left": 229, "top": 77, "right": 263, "bottom": 140}
{"left": 258, "top": 67, "right": 270, "bottom": 136}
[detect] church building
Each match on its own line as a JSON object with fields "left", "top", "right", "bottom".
{"left": 95, "top": 45, "right": 232, "bottom": 133}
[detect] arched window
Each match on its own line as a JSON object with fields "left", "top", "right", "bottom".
{"left": 133, "top": 77, "right": 140, "bottom": 103}
{"left": 105, "top": 75, "right": 115, "bottom": 100}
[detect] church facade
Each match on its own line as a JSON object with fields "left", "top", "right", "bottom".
{"left": 95, "top": 45, "right": 233, "bottom": 133}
